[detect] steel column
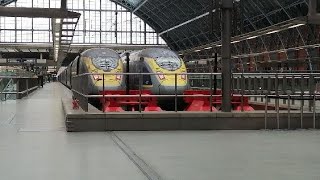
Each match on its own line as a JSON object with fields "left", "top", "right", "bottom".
{"left": 221, "top": 0, "right": 233, "bottom": 112}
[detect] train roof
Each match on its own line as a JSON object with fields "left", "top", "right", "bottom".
{"left": 56, "top": 66, "right": 67, "bottom": 77}
{"left": 81, "top": 48, "right": 120, "bottom": 58}
{"left": 138, "top": 48, "right": 178, "bottom": 58}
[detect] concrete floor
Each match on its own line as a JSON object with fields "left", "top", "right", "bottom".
{"left": 0, "top": 82, "right": 320, "bottom": 180}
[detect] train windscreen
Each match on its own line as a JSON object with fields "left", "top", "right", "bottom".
{"left": 156, "top": 57, "right": 182, "bottom": 71}
{"left": 92, "top": 57, "right": 118, "bottom": 71}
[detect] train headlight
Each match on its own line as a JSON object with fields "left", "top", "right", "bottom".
{"left": 116, "top": 74, "right": 122, "bottom": 80}
{"left": 157, "top": 72, "right": 165, "bottom": 80}
{"left": 181, "top": 72, "right": 187, "bottom": 80}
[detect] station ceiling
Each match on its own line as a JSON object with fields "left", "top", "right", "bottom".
{"left": 111, "top": 0, "right": 315, "bottom": 59}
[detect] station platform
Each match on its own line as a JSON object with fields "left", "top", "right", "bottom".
{"left": 0, "top": 82, "right": 320, "bottom": 180}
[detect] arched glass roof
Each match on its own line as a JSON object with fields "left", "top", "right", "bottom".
{"left": 112, "top": 0, "right": 320, "bottom": 72}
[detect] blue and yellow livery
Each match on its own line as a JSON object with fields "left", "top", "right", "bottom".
{"left": 125, "top": 48, "right": 189, "bottom": 95}
{"left": 58, "top": 48, "right": 125, "bottom": 94}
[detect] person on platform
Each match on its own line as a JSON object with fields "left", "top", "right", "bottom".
{"left": 38, "top": 72, "right": 44, "bottom": 88}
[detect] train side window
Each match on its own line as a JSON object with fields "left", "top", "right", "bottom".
{"left": 76, "top": 56, "right": 80, "bottom": 75}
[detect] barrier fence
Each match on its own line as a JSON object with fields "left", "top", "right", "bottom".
{"left": 0, "top": 76, "right": 39, "bottom": 101}
{"left": 67, "top": 72, "right": 319, "bottom": 128}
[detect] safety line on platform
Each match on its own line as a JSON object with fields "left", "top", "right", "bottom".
{"left": 9, "top": 113, "right": 16, "bottom": 125}
{"left": 108, "top": 132, "right": 163, "bottom": 180}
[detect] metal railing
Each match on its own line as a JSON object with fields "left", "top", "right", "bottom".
{"left": 0, "top": 76, "right": 39, "bottom": 101}
{"left": 70, "top": 73, "right": 223, "bottom": 112}
{"left": 69, "top": 72, "right": 320, "bottom": 127}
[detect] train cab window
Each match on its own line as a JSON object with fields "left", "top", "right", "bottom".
{"left": 92, "top": 57, "right": 118, "bottom": 72}
{"left": 76, "top": 56, "right": 80, "bottom": 75}
{"left": 156, "top": 56, "right": 182, "bottom": 71}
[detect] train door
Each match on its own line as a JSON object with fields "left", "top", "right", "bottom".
{"left": 68, "top": 62, "right": 73, "bottom": 87}
{"left": 141, "top": 64, "right": 152, "bottom": 86}
{"left": 65, "top": 69, "right": 68, "bottom": 85}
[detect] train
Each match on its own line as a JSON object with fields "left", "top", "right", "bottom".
{"left": 123, "top": 48, "right": 189, "bottom": 95}
{"left": 57, "top": 47, "right": 189, "bottom": 110}
{"left": 58, "top": 48, "right": 125, "bottom": 94}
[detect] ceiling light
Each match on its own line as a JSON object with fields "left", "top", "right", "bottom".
{"left": 266, "top": 30, "right": 279, "bottom": 35}
{"left": 216, "top": 44, "right": 222, "bottom": 47}
{"left": 231, "top": 40, "right": 240, "bottom": 44}
{"left": 246, "top": 36, "right": 258, "bottom": 40}
{"left": 195, "top": 50, "right": 201, "bottom": 52}
{"left": 55, "top": 32, "right": 60, "bottom": 36}
{"left": 55, "top": 37, "right": 60, "bottom": 41}
{"left": 288, "top": 23, "right": 305, "bottom": 29}
{"left": 55, "top": 19, "right": 61, "bottom": 24}
{"left": 204, "top": 47, "right": 213, "bottom": 50}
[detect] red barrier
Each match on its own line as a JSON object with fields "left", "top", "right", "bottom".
{"left": 100, "top": 90, "right": 162, "bottom": 112}
{"left": 72, "top": 98, "right": 79, "bottom": 110}
{"left": 183, "top": 90, "right": 254, "bottom": 112}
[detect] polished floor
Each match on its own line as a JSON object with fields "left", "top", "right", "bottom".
{"left": 0, "top": 82, "right": 320, "bottom": 180}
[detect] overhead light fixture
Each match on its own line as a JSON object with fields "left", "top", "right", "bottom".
{"left": 55, "top": 32, "right": 60, "bottom": 36}
{"left": 246, "top": 36, "right": 258, "bottom": 40}
{"left": 204, "top": 47, "right": 213, "bottom": 50}
{"left": 55, "top": 37, "right": 60, "bottom": 41}
{"left": 179, "top": 53, "right": 183, "bottom": 56}
{"left": 216, "top": 44, "right": 222, "bottom": 47}
{"left": 231, "top": 40, "right": 240, "bottom": 44}
{"left": 55, "top": 19, "right": 61, "bottom": 24}
{"left": 288, "top": 23, "right": 305, "bottom": 29}
{"left": 266, "top": 30, "right": 279, "bottom": 35}
{"left": 195, "top": 49, "right": 201, "bottom": 52}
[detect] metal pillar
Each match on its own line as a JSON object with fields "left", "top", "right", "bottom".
{"left": 221, "top": 0, "right": 233, "bottom": 112}
{"left": 214, "top": 52, "right": 218, "bottom": 95}
{"left": 61, "top": 0, "right": 67, "bottom": 9}
{"left": 125, "top": 52, "right": 130, "bottom": 95}
{"left": 309, "top": 0, "right": 317, "bottom": 15}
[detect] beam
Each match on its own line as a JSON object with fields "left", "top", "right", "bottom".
{"left": 0, "top": 7, "right": 80, "bottom": 18}
{"left": 0, "top": 43, "right": 168, "bottom": 52}
{"left": 132, "top": 0, "right": 148, "bottom": 13}
{"left": 180, "top": 17, "right": 308, "bottom": 54}
{"left": 159, "top": 9, "right": 216, "bottom": 36}
{"left": 0, "top": 0, "right": 16, "bottom": 6}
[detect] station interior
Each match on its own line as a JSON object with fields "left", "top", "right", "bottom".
{"left": 1, "top": 0, "right": 320, "bottom": 179}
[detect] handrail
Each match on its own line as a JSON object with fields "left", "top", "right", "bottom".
{"left": 0, "top": 76, "right": 37, "bottom": 79}
{"left": 0, "top": 77, "right": 39, "bottom": 101}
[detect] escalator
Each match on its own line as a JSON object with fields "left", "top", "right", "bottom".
{"left": 0, "top": 78, "right": 16, "bottom": 101}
